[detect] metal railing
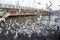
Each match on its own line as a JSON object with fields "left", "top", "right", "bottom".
{"left": 0, "top": 3, "right": 38, "bottom": 10}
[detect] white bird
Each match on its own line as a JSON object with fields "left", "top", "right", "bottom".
{"left": 16, "top": 22, "right": 19, "bottom": 26}
{"left": 4, "top": 31, "right": 9, "bottom": 35}
{"left": 17, "top": 29, "right": 21, "bottom": 33}
{"left": 6, "top": 26, "right": 11, "bottom": 30}
{"left": 0, "top": 27, "right": 3, "bottom": 34}
{"left": 12, "top": 22, "right": 14, "bottom": 26}
{"left": 1, "top": 23, "right": 4, "bottom": 27}
{"left": 28, "top": 34, "right": 31, "bottom": 37}
{"left": 14, "top": 32, "right": 18, "bottom": 39}
{"left": 6, "top": 25, "right": 9, "bottom": 27}
{"left": 10, "top": 30, "right": 15, "bottom": 34}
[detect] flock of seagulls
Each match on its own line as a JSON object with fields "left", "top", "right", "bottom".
{"left": 0, "top": 20, "right": 60, "bottom": 40}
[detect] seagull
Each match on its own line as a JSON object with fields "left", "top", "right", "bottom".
{"left": 10, "top": 30, "right": 16, "bottom": 34}
{"left": 14, "top": 32, "right": 18, "bottom": 39}
{"left": 12, "top": 22, "right": 14, "bottom": 27}
{"left": 4, "top": 31, "right": 9, "bottom": 35}
{"left": 0, "top": 23, "right": 4, "bottom": 27}
{"left": 0, "top": 27, "right": 3, "bottom": 34}
{"left": 6, "top": 26, "right": 11, "bottom": 30}
{"left": 16, "top": 22, "right": 19, "bottom": 26}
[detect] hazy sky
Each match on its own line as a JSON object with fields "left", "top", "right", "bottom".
{"left": 0, "top": 0, "right": 60, "bottom": 10}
